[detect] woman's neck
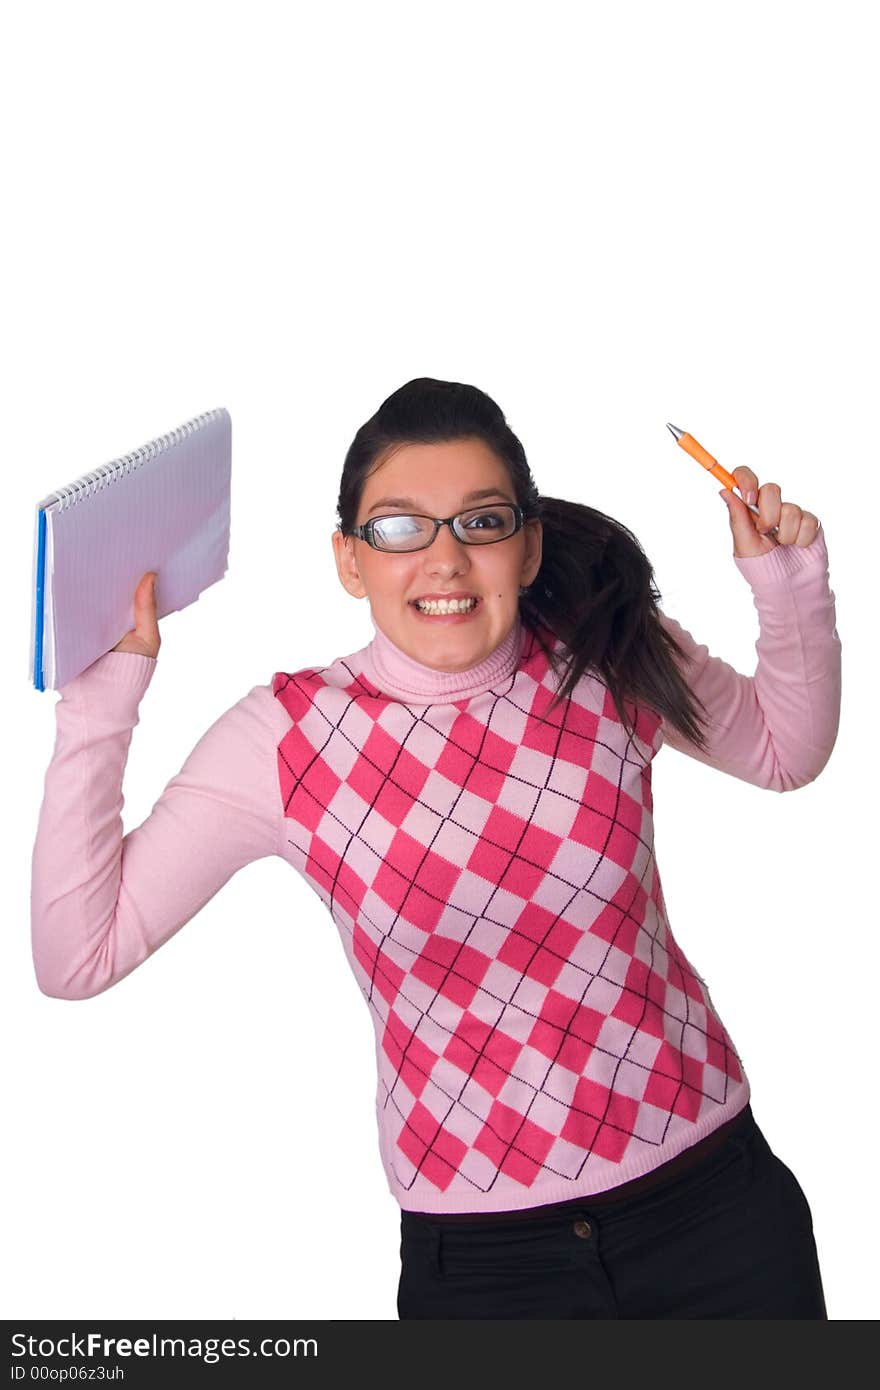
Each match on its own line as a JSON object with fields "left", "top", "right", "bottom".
{"left": 364, "top": 611, "right": 525, "bottom": 703}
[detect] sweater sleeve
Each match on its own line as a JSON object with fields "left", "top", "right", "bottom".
{"left": 655, "top": 526, "right": 842, "bottom": 791}
{"left": 30, "top": 649, "right": 289, "bottom": 1000}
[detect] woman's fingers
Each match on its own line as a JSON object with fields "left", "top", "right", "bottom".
{"left": 731, "top": 465, "right": 759, "bottom": 504}
{"left": 754, "top": 482, "right": 783, "bottom": 533}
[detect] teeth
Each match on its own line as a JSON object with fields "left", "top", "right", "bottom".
{"left": 414, "top": 597, "right": 477, "bottom": 614}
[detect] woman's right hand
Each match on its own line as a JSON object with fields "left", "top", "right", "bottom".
{"left": 113, "top": 571, "right": 162, "bottom": 658}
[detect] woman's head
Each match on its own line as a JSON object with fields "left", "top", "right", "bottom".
{"left": 332, "top": 431, "right": 543, "bottom": 673}
{"left": 333, "top": 377, "right": 714, "bottom": 753}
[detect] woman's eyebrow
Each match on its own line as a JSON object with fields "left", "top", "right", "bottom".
{"left": 366, "top": 488, "right": 514, "bottom": 516}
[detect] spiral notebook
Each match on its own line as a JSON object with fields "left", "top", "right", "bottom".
{"left": 30, "top": 407, "right": 232, "bottom": 691}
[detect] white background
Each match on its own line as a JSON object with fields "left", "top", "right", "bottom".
{"left": 3, "top": 0, "right": 873, "bottom": 1321}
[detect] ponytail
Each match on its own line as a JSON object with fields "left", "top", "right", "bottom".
{"left": 519, "top": 495, "right": 713, "bottom": 753}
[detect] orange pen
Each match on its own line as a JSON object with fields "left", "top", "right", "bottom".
{"left": 666, "top": 423, "right": 779, "bottom": 536}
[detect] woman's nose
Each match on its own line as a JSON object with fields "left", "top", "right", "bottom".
{"left": 424, "top": 523, "right": 471, "bottom": 568}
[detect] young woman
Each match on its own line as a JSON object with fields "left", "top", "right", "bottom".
{"left": 31, "top": 378, "right": 840, "bottom": 1319}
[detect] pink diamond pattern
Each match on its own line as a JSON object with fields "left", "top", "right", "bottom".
{"left": 272, "top": 624, "right": 746, "bottom": 1204}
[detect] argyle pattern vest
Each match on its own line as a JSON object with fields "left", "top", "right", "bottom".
{"left": 272, "top": 620, "right": 748, "bottom": 1213}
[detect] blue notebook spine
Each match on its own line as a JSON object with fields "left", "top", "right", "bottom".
{"left": 34, "top": 508, "right": 47, "bottom": 691}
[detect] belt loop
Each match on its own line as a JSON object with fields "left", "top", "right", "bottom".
{"left": 431, "top": 1225, "right": 442, "bottom": 1277}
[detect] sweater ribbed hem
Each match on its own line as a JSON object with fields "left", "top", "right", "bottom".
{"left": 392, "top": 1081, "right": 752, "bottom": 1214}
{"left": 732, "top": 523, "right": 828, "bottom": 588}
{"left": 61, "top": 650, "right": 157, "bottom": 699}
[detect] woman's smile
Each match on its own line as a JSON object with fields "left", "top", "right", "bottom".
{"left": 409, "top": 594, "right": 483, "bottom": 622}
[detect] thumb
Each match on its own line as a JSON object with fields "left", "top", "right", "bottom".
{"left": 718, "top": 487, "right": 768, "bottom": 558}
{"left": 134, "top": 571, "right": 161, "bottom": 643}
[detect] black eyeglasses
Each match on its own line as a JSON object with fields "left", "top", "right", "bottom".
{"left": 349, "top": 503, "right": 525, "bottom": 553}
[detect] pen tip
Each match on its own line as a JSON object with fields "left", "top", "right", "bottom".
{"left": 666, "top": 422, "right": 685, "bottom": 441}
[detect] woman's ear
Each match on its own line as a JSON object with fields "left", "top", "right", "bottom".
{"left": 331, "top": 528, "right": 367, "bottom": 599}
{"left": 523, "top": 518, "right": 543, "bottom": 586}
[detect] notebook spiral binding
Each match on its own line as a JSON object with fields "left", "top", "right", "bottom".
{"left": 47, "top": 407, "right": 229, "bottom": 512}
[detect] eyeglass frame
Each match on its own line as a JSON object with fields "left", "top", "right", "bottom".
{"left": 347, "top": 502, "right": 527, "bottom": 553}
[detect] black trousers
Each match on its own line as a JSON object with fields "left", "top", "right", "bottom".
{"left": 397, "top": 1105, "right": 828, "bottom": 1319}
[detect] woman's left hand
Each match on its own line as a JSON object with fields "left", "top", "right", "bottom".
{"left": 719, "top": 468, "right": 821, "bottom": 559}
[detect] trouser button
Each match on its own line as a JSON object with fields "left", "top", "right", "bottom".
{"left": 573, "top": 1218, "right": 592, "bottom": 1239}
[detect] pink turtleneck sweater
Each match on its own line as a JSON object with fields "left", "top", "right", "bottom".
{"left": 31, "top": 528, "right": 841, "bottom": 1213}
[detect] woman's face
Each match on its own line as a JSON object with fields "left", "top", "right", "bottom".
{"left": 332, "top": 438, "right": 543, "bottom": 672}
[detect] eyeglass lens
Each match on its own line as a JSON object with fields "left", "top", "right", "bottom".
{"left": 371, "top": 505, "right": 517, "bottom": 552}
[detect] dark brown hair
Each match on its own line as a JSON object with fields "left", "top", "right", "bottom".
{"left": 335, "top": 377, "right": 713, "bottom": 753}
